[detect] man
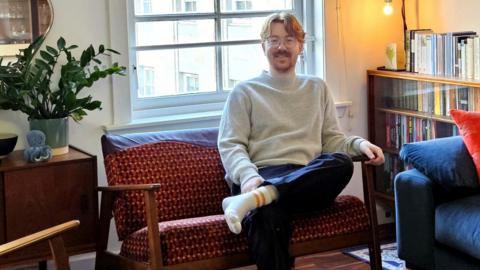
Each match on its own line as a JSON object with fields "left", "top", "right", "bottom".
{"left": 218, "top": 12, "right": 384, "bottom": 270}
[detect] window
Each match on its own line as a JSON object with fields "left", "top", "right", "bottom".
{"left": 142, "top": 0, "right": 152, "bottom": 13}
{"left": 180, "top": 72, "right": 200, "bottom": 93}
{"left": 235, "top": 0, "right": 252, "bottom": 11}
{"left": 125, "top": 0, "right": 316, "bottom": 121}
{"left": 138, "top": 66, "right": 155, "bottom": 97}
{"left": 184, "top": 0, "right": 197, "bottom": 12}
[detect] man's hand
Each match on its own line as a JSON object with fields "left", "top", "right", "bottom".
{"left": 359, "top": 141, "right": 385, "bottom": 166}
{"left": 241, "top": 177, "right": 265, "bottom": 193}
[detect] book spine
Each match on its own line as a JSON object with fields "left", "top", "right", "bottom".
{"left": 461, "top": 40, "right": 467, "bottom": 78}
{"left": 434, "top": 83, "right": 441, "bottom": 115}
{"left": 474, "top": 36, "right": 480, "bottom": 80}
{"left": 466, "top": 37, "right": 474, "bottom": 79}
{"left": 406, "top": 30, "right": 411, "bottom": 72}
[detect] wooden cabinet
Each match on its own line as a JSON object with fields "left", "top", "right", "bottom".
{"left": 367, "top": 70, "right": 480, "bottom": 207}
{"left": 0, "top": 146, "right": 98, "bottom": 267}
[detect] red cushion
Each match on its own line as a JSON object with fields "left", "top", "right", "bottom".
{"left": 450, "top": 109, "right": 480, "bottom": 182}
{"left": 119, "top": 196, "right": 370, "bottom": 265}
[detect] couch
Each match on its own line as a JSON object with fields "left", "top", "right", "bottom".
{"left": 95, "top": 127, "right": 381, "bottom": 270}
{"left": 395, "top": 136, "right": 480, "bottom": 270}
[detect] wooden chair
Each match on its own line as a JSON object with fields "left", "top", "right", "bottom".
{"left": 96, "top": 128, "right": 381, "bottom": 270}
{"left": 0, "top": 220, "right": 80, "bottom": 270}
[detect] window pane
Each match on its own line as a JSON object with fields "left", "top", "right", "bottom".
{"left": 134, "top": 0, "right": 214, "bottom": 15}
{"left": 136, "top": 47, "right": 216, "bottom": 98}
{"left": 222, "top": 44, "right": 268, "bottom": 90}
{"left": 221, "top": 17, "right": 266, "bottom": 41}
{"left": 220, "top": 0, "right": 292, "bottom": 12}
{"left": 136, "top": 20, "right": 215, "bottom": 46}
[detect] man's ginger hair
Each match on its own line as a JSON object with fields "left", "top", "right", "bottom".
{"left": 260, "top": 12, "right": 306, "bottom": 44}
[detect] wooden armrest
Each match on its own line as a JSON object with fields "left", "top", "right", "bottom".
{"left": 97, "top": 183, "right": 161, "bottom": 192}
{"left": 351, "top": 155, "right": 370, "bottom": 162}
{"left": 0, "top": 220, "right": 80, "bottom": 256}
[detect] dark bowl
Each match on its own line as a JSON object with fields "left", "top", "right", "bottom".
{"left": 0, "top": 133, "right": 18, "bottom": 158}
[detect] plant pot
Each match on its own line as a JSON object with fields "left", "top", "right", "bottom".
{"left": 29, "top": 117, "right": 69, "bottom": 156}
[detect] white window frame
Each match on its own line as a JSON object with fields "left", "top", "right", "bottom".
{"left": 108, "top": 0, "right": 318, "bottom": 126}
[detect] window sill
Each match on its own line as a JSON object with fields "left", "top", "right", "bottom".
{"left": 103, "top": 110, "right": 223, "bottom": 133}
{"left": 104, "top": 101, "right": 353, "bottom": 133}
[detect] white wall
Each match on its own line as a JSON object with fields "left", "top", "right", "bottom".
{"left": 416, "top": 0, "right": 480, "bottom": 34}
{"left": 322, "top": 0, "right": 403, "bottom": 218}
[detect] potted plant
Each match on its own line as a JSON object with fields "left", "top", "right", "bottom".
{"left": 0, "top": 36, "right": 126, "bottom": 155}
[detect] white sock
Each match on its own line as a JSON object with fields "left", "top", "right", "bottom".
{"left": 222, "top": 185, "right": 279, "bottom": 234}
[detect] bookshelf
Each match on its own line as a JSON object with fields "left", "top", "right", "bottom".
{"left": 367, "top": 70, "right": 480, "bottom": 207}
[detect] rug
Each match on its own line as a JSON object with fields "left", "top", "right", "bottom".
{"left": 343, "top": 242, "right": 406, "bottom": 270}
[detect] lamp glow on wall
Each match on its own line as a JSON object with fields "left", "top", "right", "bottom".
{"left": 382, "top": 0, "right": 409, "bottom": 71}
{"left": 383, "top": 0, "right": 393, "bottom": 15}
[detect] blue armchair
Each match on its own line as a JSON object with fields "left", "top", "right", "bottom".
{"left": 395, "top": 136, "right": 480, "bottom": 270}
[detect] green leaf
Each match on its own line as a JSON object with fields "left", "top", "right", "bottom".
{"left": 66, "top": 45, "right": 78, "bottom": 50}
{"left": 98, "top": 45, "right": 105, "bottom": 54}
{"left": 106, "top": 48, "right": 120, "bottom": 54}
{"left": 46, "top": 46, "right": 58, "bottom": 55}
{"left": 57, "top": 37, "right": 66, "bottom": 50}
{"left": 34, "top": 59, "right": 51, "bottom": 72}
{"left": 40, "top": 50, "right": 54, "bottom": 63}
{"left": 83, "top": 100, "right": 101, "bottom": 110}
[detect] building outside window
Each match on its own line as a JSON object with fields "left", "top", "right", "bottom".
{"left": 180, "top": 72, "right": 200, "bottom": 93}
{"left": 235, "top": 0, "right": 252, "bottom": 11}
{"left": 127, "top": 0, "right": 315, "bottom": 120}
{"left": 142, "top": 0, "right": 152, "bottom": 13}
{"left": 184, "top": 0, "right": 197, "bottom": 12}
{"left": 137, "top": 66, "right": 155, "bottom": 97}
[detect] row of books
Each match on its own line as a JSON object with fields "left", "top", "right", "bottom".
{"left": 376, "top": 153, "right": 405, "bottom": 195}
{"left": 383, "top": 79, "right": 480, "bottom": 116}
{"left": 405, "top": 29, "right": 480, "bottom": 79}
{"left": 384, "top": 113, "right": 459, "bottom": 149}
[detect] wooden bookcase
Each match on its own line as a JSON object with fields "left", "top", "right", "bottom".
{"left": 367, "top": 70, "right": 480, "bottom": 207}
{"left": 0, "top": 146, "right": 98, "bottom": 267}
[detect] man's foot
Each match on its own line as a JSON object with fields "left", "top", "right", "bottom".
{"left": 222, "top": 195, "right": 252, "bottom": 234}
{"left": 222, "top": 186, "right": 279, "bottom": 234}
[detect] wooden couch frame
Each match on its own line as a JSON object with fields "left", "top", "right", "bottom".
{"left": 95, "top": 157, "right": 381, "bottom": 270}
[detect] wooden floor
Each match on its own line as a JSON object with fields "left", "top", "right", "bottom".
{"left": 229, "top": 250, "right": 371, "bottom": 270}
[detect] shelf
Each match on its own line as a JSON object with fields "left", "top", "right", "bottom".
{"left": 376, "top": 107, "right": 455, "bottom": 124}
{"left": 368, "top": 69, "right": 480, "bottom": 88}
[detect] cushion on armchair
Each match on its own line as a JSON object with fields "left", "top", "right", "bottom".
{"left": 399, "top": 136, "right": 479, "bottom": 190}
{"left": 450, "top": 109, "right": 480, "bottom": 183}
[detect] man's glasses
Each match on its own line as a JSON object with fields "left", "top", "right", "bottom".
{"left": 265, "top": 36, "right": 297, "bottom": 48}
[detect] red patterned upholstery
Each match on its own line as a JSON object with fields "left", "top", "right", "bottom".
{"left": 119, "top": 195, "right": 369, "bottom": 265}
{"left": 104, "top": 141, "right": 229, "bottom": 240}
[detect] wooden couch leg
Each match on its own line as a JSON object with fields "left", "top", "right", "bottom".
{"left": 361, "top": 161, "right": 382, "bottom": 270}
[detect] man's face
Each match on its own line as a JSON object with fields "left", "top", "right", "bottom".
{"left": 262, "top": 22, "right": 303, "bottom": 74}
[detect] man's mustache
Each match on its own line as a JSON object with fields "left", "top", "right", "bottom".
{"left": 274, "top": 51, "right": 290, "bottom": 57}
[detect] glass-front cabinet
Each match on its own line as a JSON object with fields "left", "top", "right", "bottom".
{"left": 367, "top": 70, "right": 480, "bottom": 205}
{"left": 0, "top": 0, "right": 52, "bottom": 56}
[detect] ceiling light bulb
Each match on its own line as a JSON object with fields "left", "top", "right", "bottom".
{"left": 383, "top": 1, "right": 393, "bottom": 15}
